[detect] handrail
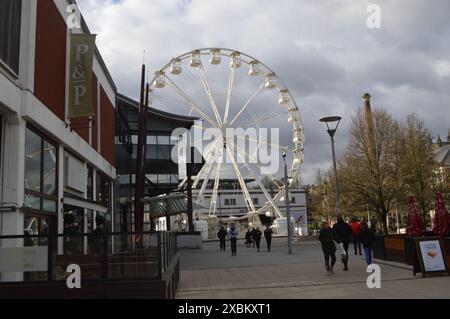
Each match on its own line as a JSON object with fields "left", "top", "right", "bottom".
{"left": 0, "top": 231, "right": 170, "bottom": 240}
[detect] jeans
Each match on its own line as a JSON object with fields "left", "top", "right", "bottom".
{"left": 353, "top": 235, "right": 362, "bottom": 254}
{"left": 342, "top": 241, "right": 349, "bottom": 267}
{"left": 230, "top": 237, "right": 237, "bottom": 255}
{"left": 324, "top": 251, "right": 337, "bottom": 269}
{"left": 220, "top": 240, "right": 226, "bottom": 251}
{"left": 364, "top": 247, "right": 373, "bottom": 265}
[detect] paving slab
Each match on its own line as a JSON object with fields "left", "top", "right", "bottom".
{"left": 177, "top": 238, "right": 450, "bottom": 299}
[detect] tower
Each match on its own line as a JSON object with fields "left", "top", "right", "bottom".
{"left": 363, "top": 93, "right": 376, "bottom": 164}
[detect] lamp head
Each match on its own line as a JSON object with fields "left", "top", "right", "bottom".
{"left": 319, "top": 116, "right": 342, "bottom": 137}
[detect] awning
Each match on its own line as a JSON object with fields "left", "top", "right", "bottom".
{"left": 142, "top": 193, "right": 204, "bottom": 219}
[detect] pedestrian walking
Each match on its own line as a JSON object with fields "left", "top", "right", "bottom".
{"left": 228, "top": 223, "right": 239, "bottom": 256}
{"left": 253, "top": 227, "right": 262, "bottom": 252}
{"left": 333, "top": 215, "right": 353, "bottom": 271}
{"left": 245, "top": 229, "right": 252, "bottom": 248}
{"left": 264, "top": 225, "right": 273, "bottom": 252}
{"left": 319, "top": 222, "right": 337, "bottom": 275}
{"left": 350, "top": 218, "right": 362, "bottom": 256}
{"left": 370, "top": 218, "right": 377, "bottom": 235}
{"left": 360, "top": 221, "right": 376, "bottom": 266}
{"left": 251, "top": 228, "right": 257, "bottom": 248}
{"left": 217, "top": 226, "right": 227, "bottom": 251}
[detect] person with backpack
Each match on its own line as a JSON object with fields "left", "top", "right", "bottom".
{"left": 319, "top": 221, "right": 337, "bottom": 275}
{"left": 333, "top": 215, "right": 353, "bottom": 271}
{"left": 217, "top": 226, "right": 227, "bottom": 251}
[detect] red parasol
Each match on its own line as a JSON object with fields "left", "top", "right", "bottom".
{"left": 406, "top": 196, "right": 426, "bottom": 236}
{"left": 433, "top": 192, "right": 450, "bottom": 237}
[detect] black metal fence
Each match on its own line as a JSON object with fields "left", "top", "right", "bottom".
{"left": 0, "top": 231, "right": 177, "bottom": 283}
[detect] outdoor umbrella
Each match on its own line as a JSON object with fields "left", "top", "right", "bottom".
{"left": 406, "top": 196, "right": 426, "bottom": 237}
{"left": 433, "top": 192, "right": 450, "bottom": 237}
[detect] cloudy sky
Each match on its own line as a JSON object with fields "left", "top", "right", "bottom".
{"left": 76, "top": 0, "right": 450, "bottom": 184}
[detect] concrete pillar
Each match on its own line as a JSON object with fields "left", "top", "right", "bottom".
{"left": 1, "top": 116, "right": 26, "bottom": 282}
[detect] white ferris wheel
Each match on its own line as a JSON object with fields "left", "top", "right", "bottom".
{"left": 148, "top": 48, "right": 304, "bottom": 221}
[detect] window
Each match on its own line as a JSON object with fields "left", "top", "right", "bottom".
{"left": 87, "top": 166, "right": 94, "bottom": 200}
{"left": 24, "top": 127, "right": 58, "bottom": 213}
{"left": 158, "top": 174, "right": 171, "bottom": 184}
{"left": 157, "top": 145, "right": 171, "bottom": 160}
{"left": 147, "top": 144, "right": 157, "bottom": 159}
{"left": 146, "top": 174, "right": 158, "bottom": 184}
{"left": 96, "top": 172, "right": 111, "bottom": 208}
{"left": 252, "top": 198, "right": 259, "bottom": 205}
{"left": 291, "top": 197, "right": 296, "bottom": 204}
{"left": 224, "top": 198, "right": 236, "bottom": 206}
{"left": 157, "top": 136, "right": 170, "bottom": 145}
{"left": 147, "top": 135, "right": 157, "bottom": 145}
{"left": 0, "top": 0, "right": 22, "bottom": 75}
{"left": 118, "top": 174, "right": 130, "bottom": 184}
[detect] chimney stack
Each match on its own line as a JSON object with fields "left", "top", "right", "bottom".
{"left": 363, "top": 93, "right": 376, "bottom": 163}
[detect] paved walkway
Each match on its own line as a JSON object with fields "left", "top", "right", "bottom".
{"left": 176, "top": 238, "right": 450, "bottom": 299}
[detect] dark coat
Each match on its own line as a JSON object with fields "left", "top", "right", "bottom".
{"left": 245, "top": 231, "right": 252, "bottom": 241}
{"left": 360, "top": 229, "right": 376, "bottom": 248}
{"left": 264, "top": 228, "right": 273, "bottom": 240}
{"left": 253, "top": 230, "right": 262, "bottom": 240}
{"left": 333, "top": 220, "right": 353, "bottom": 244}
{"left": 319, "top": 228, "right": 336, "bottom": 254}
{"left": 217, "top": 229, "right": 227, "bottom": 240}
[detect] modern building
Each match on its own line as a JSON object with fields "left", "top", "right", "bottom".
{"left": 115, "top": 93, "right": 197, "bottom": 233}
{"left": 0, "top": 0, "right": 116, "bottom": 260}
{"left": 197, "top": 185, "right": 307, "bottom": 224}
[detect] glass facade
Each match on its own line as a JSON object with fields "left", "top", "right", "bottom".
{"left": 24, "top": 127, "right": 58, "bottom": 214}
{"left": 0, "top": 0, "right": 22, "bottom": 74}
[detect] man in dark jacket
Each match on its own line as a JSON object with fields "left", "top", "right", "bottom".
{"left": 264, "top": 226, "right": 273, "bottom": 252}
{"left": 333, "top": 215, "right": 353, "bottom": 271}
{"left": 319, "top": 222, "right": 337, "bottom": 275}
{"left": 217, "top": 226, "right": 227, "bottom": 251}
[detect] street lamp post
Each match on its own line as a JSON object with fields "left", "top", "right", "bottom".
{"left": 319, "top": 116, "right": 342, "bottom": 216}
{"left": 282, "top": 151, "right": 292, "bottom": 254}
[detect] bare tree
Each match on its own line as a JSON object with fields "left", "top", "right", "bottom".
{"left": 400, "top": 113, "right": 437, "bottom": 222}
{"left": 339, "top": 108, "right": 401, "bottom": 234}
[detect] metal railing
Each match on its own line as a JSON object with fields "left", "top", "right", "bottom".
{"left": 0, "top": 231, "right": 178, "bottom": 283}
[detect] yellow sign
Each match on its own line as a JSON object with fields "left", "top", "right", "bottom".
{"left": 68, "top": 33, "right": 96, "bottom": 118}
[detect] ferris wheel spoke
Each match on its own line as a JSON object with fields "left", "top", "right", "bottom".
{"left": 224, "top": 145, "right": 256, "bottom": 213}
{"left": 234, "top": 134, "right": 291, "bottom": 152}
{"left": 195, "top": 156, "right": 217, "bottom": 204}
{"left": 209, "top": 159, "right": 223, "bottom": 217}
{"left": 198, "top": 64, "right": 223, "bottom": 126}
{"left": 164, "top": 75, "right": 219, "bottom": 128}
{"left": 229, "top": 142, "right": 283, "bottom": 218}
{"left": 192, "top": 140, "right": 221, "bottom": 189}
{"left": 223, "top": 66, "right": 236, "bottom": 125}
{"left": 247, "top": 110, "right": 289, "bottom": 129}
{"left": 232, "top": 142, "right": 284, "bottom": 189}
{"left": 230, "top": 83, "right": 265, "bottom": 126}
